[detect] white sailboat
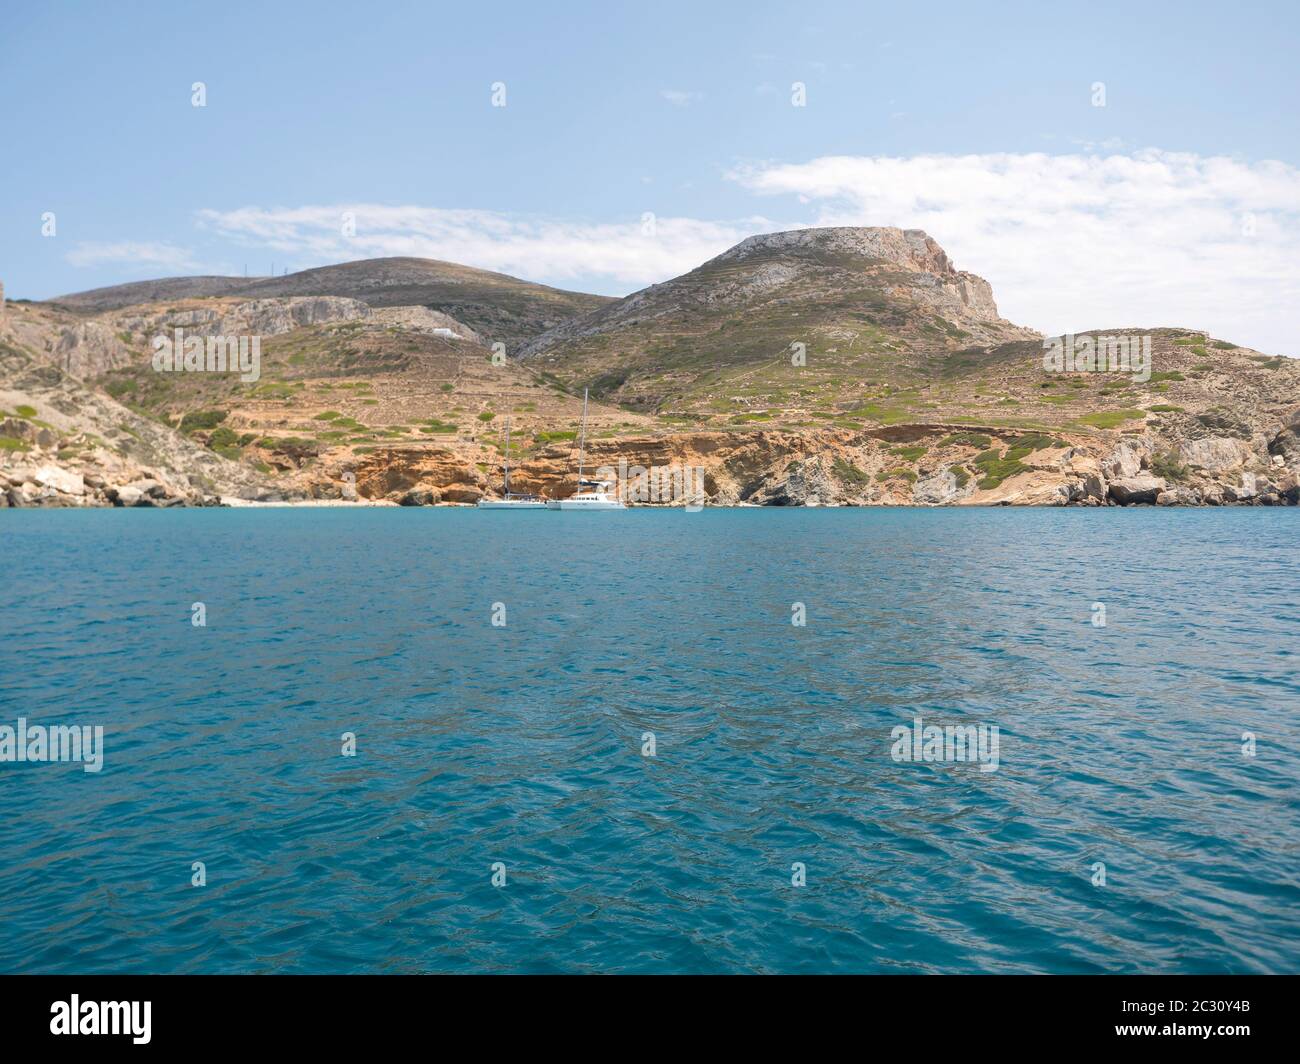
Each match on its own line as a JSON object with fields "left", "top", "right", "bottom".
{"left": 477, "top": 417, "right": 547, "bottom": 509}
{"left": 546, "top": 388, "right": 626, "bottom": 510}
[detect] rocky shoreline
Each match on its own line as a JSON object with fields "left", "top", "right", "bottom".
{"left": 6, "top": 423, "right": 1297, "bottom": 509}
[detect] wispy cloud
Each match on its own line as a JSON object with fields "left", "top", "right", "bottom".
{"left": 66, "top": 241, "right": 198, "bottom": 271}
{"left": 730, "top": 149, "right": 1300, "bottom": 356}
{"left": 190, "top": 149, "right": 1300, "bottom": 357}
{"left": 660, "top": 89, "right": 704, "bottom": 107}
{"left": 196, "top": 205, "right": 760, "bottom": 291}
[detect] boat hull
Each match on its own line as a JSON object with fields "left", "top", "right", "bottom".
{"left": 476, "top": 500, "right": 548, "bottom": 509}
{"left": 545, "top": 499, "right": 626, "bottom": 510}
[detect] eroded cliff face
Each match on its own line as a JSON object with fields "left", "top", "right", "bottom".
{"left": 290, "top": 418, "right": 1300, "bottom": 509}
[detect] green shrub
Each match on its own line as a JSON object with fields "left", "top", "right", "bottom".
{"left": 939, "top": 432, "right": 991, "bottom": 449}
{"left": 833, "top": 457, "right": 870, "bottom": 485}
{"left": 1150, "top": 451, "right": 1189, "bottom": 482}
{"left": 208, "top": 426, "right": 241, "bottom": 450}
{"left": 179, "top": 409, "right": 228, "bottom": 432}
{"left": 14, "top": 404, "right": 37, "bottom": 418}
{"left": 1077, "top": 409, "right": 1145, "bottom": 429}
{"left": 0, "top": 435, "right": 30, "bottom": 451}
{"left": 972, "top": 446, "right": 1031, "bottom": 489}
{"left": 1009, "top": 433, "right": 1060, "bottom": 451}
{"left": 875, "top": 468, "right": 916, "bottom": 483}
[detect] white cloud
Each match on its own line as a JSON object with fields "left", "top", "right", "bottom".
{"left": 660, "top": 89, "right": 704, "bottom": 107}
{"left": 191, "top": 149, "right": 1300, "bottom": 357}
{"left": 66, "top": 241, "right": 198, "bottom": 271}
{"left": 196, "top": 205, "right": 759, "bottom": 291}
{"left": 730, "top": 149, "right": 1300, "bottom": 356}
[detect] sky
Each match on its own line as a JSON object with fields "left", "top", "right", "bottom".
{"left": 2, "top": 0, "right": 1298, "bottom": 355}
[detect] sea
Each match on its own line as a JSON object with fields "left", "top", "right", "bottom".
{"left": 1, "top": 507, "right": 1296, "bottom": 973}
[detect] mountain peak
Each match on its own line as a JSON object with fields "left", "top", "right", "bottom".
{"left": 715, "top": 226, "right": 958, "bottom": 276}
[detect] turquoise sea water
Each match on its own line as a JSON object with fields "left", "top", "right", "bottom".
{"left": 0, "top": 508, "right": 1296, "bottom": 974}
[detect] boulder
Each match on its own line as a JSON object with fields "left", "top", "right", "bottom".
{"left": 109, "top": 484, "right": 145, "bottom": 507}
{"left": 1103, "top": 439, "right": 1150, "bottom": 479}
{"left": 441, "top": 486, "right": 483, "bottom": 504}
{"left": 912, "top": 469, "right": 970, "bottom": 505}
{"left": 32, "top": 465, "right": 85, "bottom": 496}
{"left": 1178, "top": 436, "right": 1247, "bottom": 474}
{"left": 0, "top": 417, "right": 34, "bottom": 440}
{"left": 1108, "top": 474, "right": 1165, "bottom": 505}
{"left": 1266, "top": 413, "right": 1300, "bottom": 471}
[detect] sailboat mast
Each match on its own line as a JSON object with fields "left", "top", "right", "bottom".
{"left": 577, "top": 387, "right": 588, "bottom": 484}
{"left": 503, "top": 418, "right": 511, "bottom": 495}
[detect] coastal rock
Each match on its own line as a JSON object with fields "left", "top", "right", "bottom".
{"left": 1178, "top": 436, "right": 1247, "bottom": 474}
{"left": 753, "top": 456, "right": 838, "bottom": 506}
{"left": 913, "top": 469, "right": 971, "bottom": 505}
{"left": 1157, "top": 486, "right": 1201, "bottom": 506}
{"left": 1103, "top": 439, "right": 1150, "bottom": 479}
{"left": 1267, "top": 413, "right": 1300, "bottom": 472}
{"left": 398, "top": 487, "right": 440, "bottom": 506}
{"left": 1108, "top": 474, "right": 1165, "bottom": 505}
{"left": 32, "top": 465, "right": 85, "bottom": 495}
{"left": 109, "top": 484, "right": 145, "bottom": 506}
{"left": 1234, "top": 471, "right": 1260, "bottom": 500}
{"left": 107, "top": 479, "right": 181, "bottom": 507}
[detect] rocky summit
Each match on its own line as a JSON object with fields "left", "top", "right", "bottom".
{"left": 3, "top": 228, "right": 1297, "bottom": 509}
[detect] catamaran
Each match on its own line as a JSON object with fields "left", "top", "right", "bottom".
{"left": 546, "top": 388, "right": 626, "bottom": 510}
{"left": 476, "top": 417, "right": 547, "bottom": 508}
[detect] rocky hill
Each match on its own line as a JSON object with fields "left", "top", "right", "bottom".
{"left": 52, "top": 257, "right": 611, "bottom": 350}
{"left": 5, "top": 228, "right": 1298, "bottom": 509}
{"left": 518, "top": 226, "right": 1038, "bottom": 412}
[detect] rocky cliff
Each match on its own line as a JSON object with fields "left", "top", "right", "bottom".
{"left": 6, "top": 231, "right": 1298, "bottom": 509}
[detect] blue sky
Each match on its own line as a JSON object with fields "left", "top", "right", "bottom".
{"left": 3, "top": 0, "right": 1298, "bottom": 353}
